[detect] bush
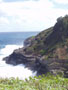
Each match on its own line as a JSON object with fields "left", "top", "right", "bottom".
{"left": 40, "top": 50, "right": 46, "bottom": 55}
{"left": 0, "top": 74, "right": 68, "bottom": 90}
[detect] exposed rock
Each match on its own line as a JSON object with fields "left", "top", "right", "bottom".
{"left": 3, "top": 48, "right": 68, "bottom": 77}
{"left": 3, "top": 15, "right": 68, "bottom": 77}
{"left": 24, "top": 36, "right": 35, "bottom": 47}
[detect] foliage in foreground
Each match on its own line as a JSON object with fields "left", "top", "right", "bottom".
{"left": 0, "top": 74, "right": 68, "bottom": 90}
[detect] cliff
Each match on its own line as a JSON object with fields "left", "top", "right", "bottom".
{"left": 3, "top": 15, "right": 68, "bottom": 77}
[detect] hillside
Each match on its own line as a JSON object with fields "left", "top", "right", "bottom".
{"left": 4, "top": 15, "right": 68, "bottom": 77}
{"left": 24, "top": 15, "right": 68, "bottom": 59}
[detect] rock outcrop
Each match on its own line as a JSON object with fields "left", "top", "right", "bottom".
{"left": 3, "top": 15, "right": 68, "bottom": 77}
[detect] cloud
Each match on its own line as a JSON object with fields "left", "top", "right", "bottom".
{"left": 0, "top": 0, "right": 2, "bottom": 3}
{"left": 0, "top": 17, "right": 9, "bottom": 24}
{"left": 0, "top": 0, "right": 68, "bottom": 32}
{"left": 53, "top": 0, "right": 68, "bottom": 4}
{"left": 3, "top": 0, "right": 39, "bottom": 2}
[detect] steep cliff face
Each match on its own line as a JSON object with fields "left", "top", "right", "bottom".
{"left": 3, "top": 15, "right": 68, "bottom": 77}
{"left": 24, "top": 15, "right": 68, "bottom": 60}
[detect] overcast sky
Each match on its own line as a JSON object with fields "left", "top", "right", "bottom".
{"left": 0, "top": 0, "right": 68, "bottom": 32}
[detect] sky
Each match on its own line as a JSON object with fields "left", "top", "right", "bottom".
{"left": 0, "top": 0, "right": 68, "bottom": 32}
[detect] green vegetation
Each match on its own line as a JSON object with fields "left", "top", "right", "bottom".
{"left": 40, "top": 49, "right": 46, "bottom": 55}
{"left": 0, "top": 75, "right": 68, "bottom": 90}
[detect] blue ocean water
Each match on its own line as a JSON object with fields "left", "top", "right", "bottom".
{"left": 0, "top": 32, "right": 38, "bottom": 79}
{"left": 0, "top": 32, "right": 38, "bottom": 49}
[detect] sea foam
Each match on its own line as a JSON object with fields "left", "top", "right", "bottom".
{"left": 0, "top": 45, "right": 36, "bottom": 80}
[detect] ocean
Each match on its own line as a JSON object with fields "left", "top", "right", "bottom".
{"left": 0, "top": 32, "right": 38, "bottom": 79}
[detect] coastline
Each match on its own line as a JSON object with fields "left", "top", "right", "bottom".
{"left": 2, "top": 16, "right": 68, "bottom": 77}
{"left": 0, "top": 45, "right": 36, "bottom": 79}
{"left": 3, "top": 37, "right": 68, "bottom": 77}
{"left": 3, "top": 34, "right": 68, "bottom": 77}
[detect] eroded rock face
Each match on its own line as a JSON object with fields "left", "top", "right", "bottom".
{"left": 24, "top": 36, "right": 35, "bottom": 47}
{"left": 3, "top": 47, "right": 49, "bottom": 75}
{"left": 3, "top": 15, "right": 68, "bottom": 77}
{"left": 3, "top": 49, "right": 68, "bottom": 77}
{"left": 3, "top": 52, "right": 27, "bottom": 65}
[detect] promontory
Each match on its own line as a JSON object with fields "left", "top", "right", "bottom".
{"left": 3, "top": 15, "right": 68, "bottom": 77}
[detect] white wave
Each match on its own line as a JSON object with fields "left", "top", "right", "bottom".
{"left": 0, "top": 45, "right": 23, "bottom": 57}
{"left": 0, "top": 45, "right": 36, "bottom": 80}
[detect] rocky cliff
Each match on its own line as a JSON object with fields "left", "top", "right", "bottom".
{"left": 3, "top": 15, "right": 68, "bottom": 77}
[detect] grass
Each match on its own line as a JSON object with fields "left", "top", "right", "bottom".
{"left": 0, "top": 74, "right": 68, "bottom": 90}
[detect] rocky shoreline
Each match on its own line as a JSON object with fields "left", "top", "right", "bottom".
{"left": 3, "top": 47, "right": 48, "bottom": 75}
{"left": 3, "top": 37, "right": 68, "bottom": 77}
{"left": 3, "top": 15, "right": 68, "bottom": 77}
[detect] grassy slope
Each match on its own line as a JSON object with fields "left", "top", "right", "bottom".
{"left": 0, "top": 75, "right": 68, "bottom": 90}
